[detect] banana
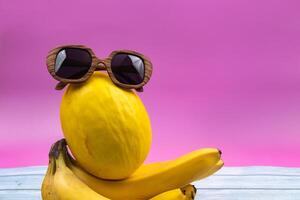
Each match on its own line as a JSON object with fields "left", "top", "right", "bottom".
{"left": 150, "top": 184, "right": 198, "bottom": 200}
{"left": 42, "top": 140, "right": 203, "bottom": 200}
{"left": 52, "top": 140, "right": 110, "bottom": 200}
{"left": 41, "top": 144, "right": 58, "bottom": 200}
{"left": 179, "top": 184, "right": 197, "bottom": 200}
{"left": 41, "top": 157, "right": 55, "bottom": 200}
{"left": 62, "top": 140, "right": 223, "bottom": 200}
{"left": 150, "top": 188, "right": 186, "bottom": 200}
{"left": 53, "top": 147, "right": 195, "bottom": 200}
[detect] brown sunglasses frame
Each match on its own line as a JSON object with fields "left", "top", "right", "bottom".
{"left": 46, "top": 45, "right": 153, "bottom": 91}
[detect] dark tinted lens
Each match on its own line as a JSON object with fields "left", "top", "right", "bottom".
{"left": 54, "top": 48, "right": 92, "bottom": 79}
{"left": 111, "top": 53, "right": 145, "bottom": 85}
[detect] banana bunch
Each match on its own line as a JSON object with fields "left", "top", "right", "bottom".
{"left": 41, "top": 139, "right": 223, "bottom": 200}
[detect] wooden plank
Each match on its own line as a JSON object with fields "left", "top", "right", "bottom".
{"left": 1, "top": 173, "right": 299, "bottom": 190}
{"left": 215, "top": 166, "right": 300, "bottom": 176}
{"left": 0, "top": 166, "right": 46, "bottom": 176}
{"left": 193, "top": 175, "right": 300, "bottom": 189}
{"left": 0, "top": 190, "right": 41, "bottom": 200}
{"left": 0, "top": 166, "right": 299, "bottom": 200}
{"left": 0, "top": 175, "right": 43, "bottom": 190}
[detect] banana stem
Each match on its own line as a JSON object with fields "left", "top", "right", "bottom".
{"left": 49, "top": 139, "right": 67, "bottom": 159}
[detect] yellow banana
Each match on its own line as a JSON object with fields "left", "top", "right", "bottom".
{"left": 51, "top": 139, "right": 194, "bottom": 200}
{"left": 64, "top": 141, "right": 223, "bottom": 200}
{"left": 150, "top": 184, "right": 198, "bottom": 200}
{"left": 41, "top": 145, "right": 58, "bottom": 200}
{"left": 150, "top": 188, "right": 186, "bottom": 200}
{"left": 149, "top": 164, "right": 228, "bottom": 200}
{"left": 41, "top": 157, "right": 54, "bottom": 200}
{"left": 52, "top": 140, "right": 110, "bottom": 200}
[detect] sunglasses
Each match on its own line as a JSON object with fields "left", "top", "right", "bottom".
{"left": 46, "top": 45, "right": 153, "bottom": 91}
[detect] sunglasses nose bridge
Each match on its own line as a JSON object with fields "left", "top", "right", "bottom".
{"left": 95, "top": 60, "right": 107, "bottom": 70}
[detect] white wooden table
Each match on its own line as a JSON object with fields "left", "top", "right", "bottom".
{"left": 0, "top": 166, "right": 299, "bottom": 200}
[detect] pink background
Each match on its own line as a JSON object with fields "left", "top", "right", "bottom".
{"left": 0, "top": 0, "right": 300, "bottom": 167}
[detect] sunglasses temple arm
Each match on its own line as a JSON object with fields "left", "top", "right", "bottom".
{"left": 55, "top": 82, "right": 68, "bottom": 90}
{"left": 136, "top": 87, "right": 143, "bottom": 92}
